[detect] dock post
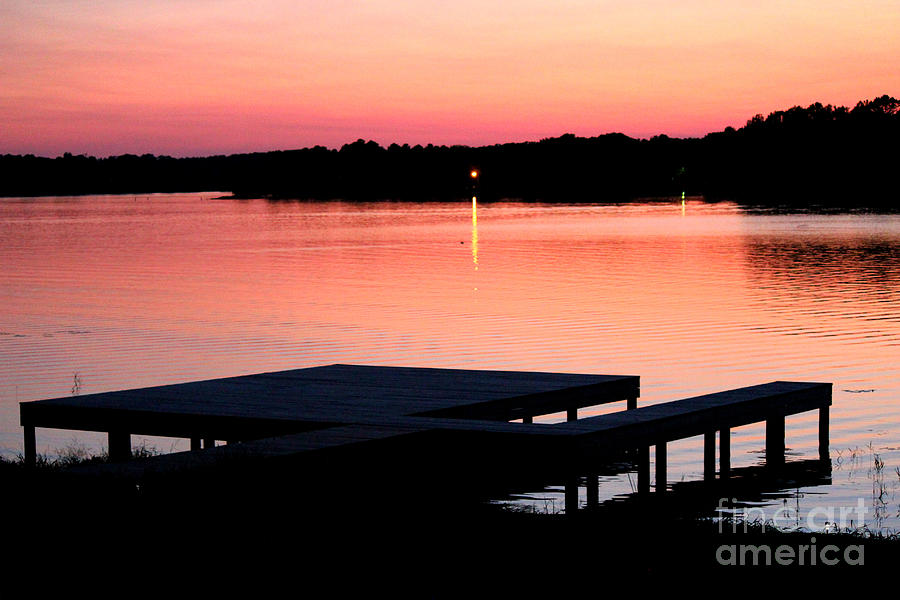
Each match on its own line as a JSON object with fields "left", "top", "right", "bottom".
{"left": 24, "top": 425, "right": 36, "bottom": 468}
{"left": 818, "top": 405, "right": 830, "bottom": 462}
{"left": 627, "top": 397, "right": 637, "bottom": 410}
{"left": 766, "top": 414, "right": 785, "bottom": 468}
{"left": 203, "top": 438, "right": 215, "bottom": 449}
{"left": 565, "top": 478, "right": 579, "bottom": 514}
{"left": 586, "top": 473, "right": 599, "bottom": 508}
{"left": 704, "top": 431, "right": 716, "bottom": 481}
{"left": 522, "top": 415, "right": 533, "bottom": 424}
{"left": 108, "top": 431, "right": 131, "bottom": 462}
{"left": 720, "top": 428, "right": 731, "bottom": 479}
{"left": 190, "top": 437, "right": 201, "bottom": 451}
{"left": 655, "top": 441, "right": 666, "bottom": 493}
{"left": 567, "top": 407, "right": 577, "bottom": 422}
{"left": 637, "top": 446, "right": 650, "bottom": 494}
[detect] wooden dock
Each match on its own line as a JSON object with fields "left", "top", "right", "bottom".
{"left": 20, "top": 364, "right": 638, "bottom": 463}
{"left": 19, "top": 364, "right": 831, "bottom": 501}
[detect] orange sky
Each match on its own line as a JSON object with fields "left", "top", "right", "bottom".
{"left": 2, "top": 1, "right": 898, "bottom": 157}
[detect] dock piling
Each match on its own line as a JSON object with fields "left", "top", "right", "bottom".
{"left": 766, "top": 414, "right": 785, "bottom": 468}
{"left": 819, "top": 406, "right": 830, "bottom": 462}
{"left": 586, "top": 473, "right": 599, "bottom": 508}
{"left": 720, "top": 428, "right": 731, "bottom": 478}
{"left": 565, "top": 478, "right": 579, "bottom": 513}
{"left": 655, "top": 441, "right": 666, "bottom": 493}
{"left": 637, "top": 446, "right": 650, "bottom": 494}
{"left": 23, "top": 425, "right": 36, "bottom": 468}
{"left": 704, "top": 431, "right": 716, "bottom": 481}
{"left": 108, "top": 431, "right": 131, "bottom": 462}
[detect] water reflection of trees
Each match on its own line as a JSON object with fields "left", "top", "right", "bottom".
{"left": 743, "top": 237, "right": 900, "bottom": 337}
{"left": 745, "top": 238, "right": 900, "bottom": 299}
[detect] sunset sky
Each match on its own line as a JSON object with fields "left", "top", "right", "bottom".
{"left": 2, "top": 1, "right": 898, "bottom": 157}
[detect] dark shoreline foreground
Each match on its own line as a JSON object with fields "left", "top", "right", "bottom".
{"left": 4, "top": 453, "right": 899, "bottom": 591}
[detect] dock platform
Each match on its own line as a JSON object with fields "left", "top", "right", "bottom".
{"left": 19, "top": 364, "right": 831, "bottom": 500}
{"left": 20, "top": 364, "right": 639, "bottom": 464}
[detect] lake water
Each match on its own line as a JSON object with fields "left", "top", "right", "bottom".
{"left": 2, "top": 193, "right": 899, "bottom": 532}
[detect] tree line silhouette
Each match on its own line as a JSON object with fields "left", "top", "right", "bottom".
{"left": 2, "top": 95, "right": 897, "bottom": 206}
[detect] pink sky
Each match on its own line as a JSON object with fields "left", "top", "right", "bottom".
{"left": 2, "top": 1, "right": 898, "bottom": 157}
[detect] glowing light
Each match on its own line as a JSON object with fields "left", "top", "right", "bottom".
{"left": 470, "top": 170, "right": 479, "bottom": 179}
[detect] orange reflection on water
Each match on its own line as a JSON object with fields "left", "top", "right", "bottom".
{"left": 472, "top": 196, "right": 478, "bottom": 269}
{"left": 3, "top": 195, "right": 900, "bottom": 525}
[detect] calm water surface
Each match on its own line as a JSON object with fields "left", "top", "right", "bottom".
{"left": 2, "top": 194, "right": 899, "bottom": 531}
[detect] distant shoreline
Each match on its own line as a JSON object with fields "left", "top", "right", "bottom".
{"left": 1, "top": 96, "right": 897, "bottom": 207}
{"left": 4, "top": 192, "right": 898, "bottom": 215}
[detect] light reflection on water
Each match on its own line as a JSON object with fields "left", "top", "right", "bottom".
{"left": 1, "top": 194, "right": 899, "bottom": 531}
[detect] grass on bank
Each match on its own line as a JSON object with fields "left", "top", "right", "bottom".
{"left": 0, "top": 440, "right": 160, "bottom": 471}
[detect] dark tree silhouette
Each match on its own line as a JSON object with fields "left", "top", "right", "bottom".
{"left": 2, "top": 95, "right": 897, "bottom": 207}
